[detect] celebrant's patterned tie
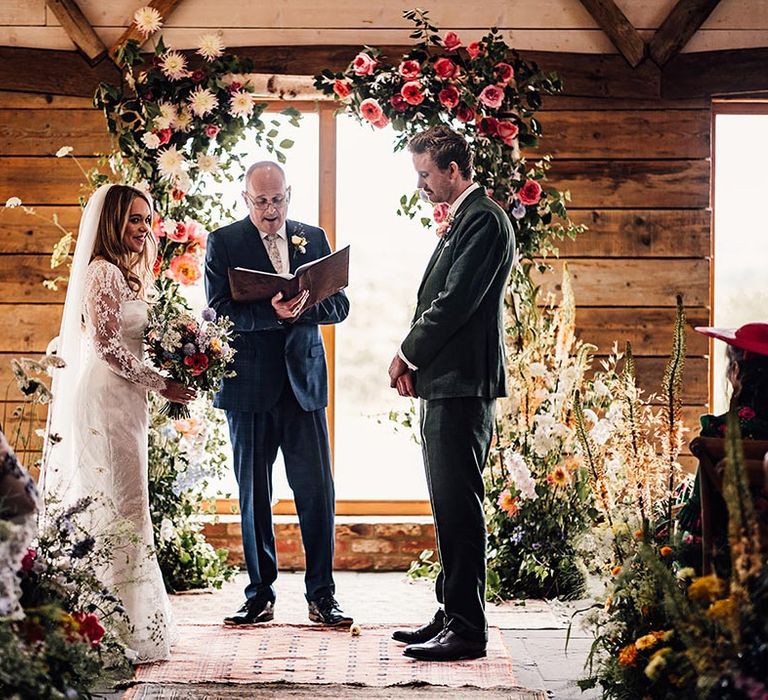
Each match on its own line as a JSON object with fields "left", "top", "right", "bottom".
{"left": 264, "top": 233, "right": 284, "bottom": 273}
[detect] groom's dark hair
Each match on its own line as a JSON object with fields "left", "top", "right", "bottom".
{"left": 408, "top": 126, "right": 473, "bottom": 180}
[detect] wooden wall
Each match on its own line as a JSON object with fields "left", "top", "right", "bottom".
{"left": 2, "top": 0, "right": 768, "bottom": 54}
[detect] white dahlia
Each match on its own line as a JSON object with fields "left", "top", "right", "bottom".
{"left": 188, "top": 86, "right": 217, "bottom": 118}
{"left": 160, "top": 51, "right": 188, "bottom": 81}
{"left": 133, "top": 6, "right": 163, "bottom": 36}
{"left": 156, "top": 146, "right": 185, "bottom": 178}
{"left": 196, "top": 153, "right": 220, "bottom": 174}
{"left": 196, "top": 33, "right": 225, "bottom": 61}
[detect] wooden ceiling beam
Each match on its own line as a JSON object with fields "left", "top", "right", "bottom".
{"left": 45, "top": 0, "right": 106, "bottom": 66}
{"left": 108, "top": 0, "right": 186, "bottom": 63}
{"left": 650, "top": 0, "right": 723, "bottom": 67}
{"left": 577, "top": 0, "right": 646, "bottom": 68}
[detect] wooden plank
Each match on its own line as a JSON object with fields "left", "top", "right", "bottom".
{"left": 663, "top": 47, "right": 768, "bottom": 99}
{"left": 45, "top": 0, "right": 106, "bottom": 64}
{"left": 540, "top": 94, "right": 710, "bottom": 110}
{"left": 533, "top": 109, "right": 710, "bottom": 158}
{"left": 546, "top": 159, "right": 710, "bottom": 209}
{"left": 0, "top": 90, "right": 96, "bottom": 109}
{"left": 533, "top": 258, "right": 710, "bottom": 307}
{"left": 0, "top": 256, "right": 66, "bottom": 303}
{"left": 0, "top": 205, "right": 81, "bottom": 254}
{"left": 0, "top": 407, "right": 46, "bottom": 456}
{"left": 0, "top": 304, "right": 62, "bottom": 352}
{"left": 0, "top": 108, "right": 110, "bottom": 155}
{"left": 557, "top": 209, "right": 710, "bottom": 257}
{"left": 576, "top": 306, "right": 709, "bottom": 356}
{"left": 650, "top": 0, "right": 722, "bottom": 66}
{"left": 0, "top": 46, "right": 120, "bottom": 97}
{"left": 0, "top": 156, "right": 96, "bottom": 205}
{"left": 109, "top": 0, "right": 186, "bottom": 62}
{"left": 0, "top": 1, "right": 46, "bottom": 26}
{"left": 577, "top": 0, "right": 646, "bottom": 66}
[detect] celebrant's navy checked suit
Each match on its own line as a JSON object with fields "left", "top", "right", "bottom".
{"left": 205, "top": 217, "right": 349, "bottom": 604}
{"left": 403, "top": 187, "right": 515, "bottom": 644}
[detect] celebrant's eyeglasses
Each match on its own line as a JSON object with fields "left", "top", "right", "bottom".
{"left": 244, "top": 191, "right": 290, "bottom": 210}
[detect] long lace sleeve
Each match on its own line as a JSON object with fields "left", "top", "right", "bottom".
{"left": 84, "top": 262, "right": 167, "bottom": 392}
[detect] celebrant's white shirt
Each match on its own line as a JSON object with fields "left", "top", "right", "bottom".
{"left": 399, "top": 182, "right": 481, "bottom": 370}
{"left": 258, "top": 223, "right": 289, "bottom": 275}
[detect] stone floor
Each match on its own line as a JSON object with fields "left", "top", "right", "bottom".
{"left": 110, "top": 571, "right": 600, "bottom": 699}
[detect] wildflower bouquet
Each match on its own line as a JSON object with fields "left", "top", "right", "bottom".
{"left": 145, "top": 304, "right": 235, "bottom": 418}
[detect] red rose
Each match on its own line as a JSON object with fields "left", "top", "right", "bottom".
{"left": 739, "top": 406, "right": 757, "bottom": 420}
{"left": 372, "top": 113, "right": 390, "bottom": 129}
{"left": 432, "top": 202, "right": 450, "bottom": 223}
{"left": 456, "top": 104, "right": 476, "bottom": 123}
{"left": 390, "top": 94, "right": 408, "bottom": 112}
{"left": 204, "top": 124, "right": 220, "bottom": 138}
{"left": 184, "top": 353, "right": 209, "bottom": 376}
{"left": 433, "top": 57, "right": 458, "bottom": 79}
{"left": 153, "top": 255, "right": 163, "bottom": 276}
{"left": 21, "top": 548, "right": 36, "bottom": 573}
{"left": 401, "top": 80, "right": 424, "bottom": 105}
{"left": 478, "top": 84, "right": 504, "bottom": 110}
{"left": 352, "top": 52, "right": 377, "bottom": 76}
{"left": 191, "top": 68, "right": 207, "bottom": 84}
{"left": 497, "top": 120, "right": 519, "bottom": 146}
{"left": 157, "top": 128, "right": 172, "bottom": 145}
{"left": 477, "top": 116, "right": 499, "bottom": 137}
{"left": 442, "top": 31, "right": 462, "bottom": 51}
{"left": 168, "top": 221, "right": 189, "bottom": 243}
{"left": 359, "top": 98, "right": 383, "bottom": 123}
{"left": 398, "top": 60, "right": 421, "bottom": 80}
{"left": 172, "top": 189, "right": 185, "bottom": 201}
{"left": 438, "top": 85, "right": 460, "bottom": 110}
{"left": 494, "top": 62, "right": 515, "bottom": 85}
{"left": 333, "top": 79, "right": 352, "bottom": 98}
{"left": 227, "top": 81, "right": 243, "bottom": 93}
{"left": 73, "top": 612, "right": 106, "bottom": 647}
{"left": 467, "top": 41, "right": 482, "bottom": 59}
{"left": 518, "top": 179, "right": 543, "bottom": 206}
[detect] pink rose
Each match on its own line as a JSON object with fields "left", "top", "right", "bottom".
{"left": 333, "top": 79, "right": 352, "bottom": 98}
{"left": 186, "top": 219, "right": 208, "bottom": 249}
{"left": 467, "top": 41, "right": 482, "bottom": 59}
{"left": 72, "top": 612, "right": 106, "bottom": 647}
{"left": 157, "top": 128, "right": 172, "bottom": 145}
{"left": 442, "top": 31, "right": 462, "bottom": 51}
{"left": 352, "top": 52, "right": 378, "bottom": 76}
{"left": 438, "top": 85, "right": 460, "bottom": 110}
{"left": 739, "top": 406, "right": 757, "bottom": 420}
{"left": 456, "top": 104, "right": 476, "bottom": 123}
{"left": 398, "top": 60, "right": 421, "bottom": 80}
{"left": 478, "top": 84, "right": 505, "bottom": 110}
{"left": 518, "top": 179, "right": 543, "bottom": 206}
{"left": 433, "top": 57, "right": 458, "bottom": 79}
{"left": 401, "top": 80, "right": 424, "bottom": 106}
{"left": 494, "top": 62, "right": 515, "bottom": 85}
{"left": 359, "top": 98, "right": 383, "bottom": 123}
{"left": 167, "top": 220, "right": 189, "bottom": 243}
{"left": 204, "top": 124, "right": 220, "bottom": 138}
{"left": 432, "top": 202, "right": 450, "bottom": 224}
{"left": 496, "top": 120, "right": 519, "bottom": 146}
{"left": 477, "top": 116, "right": 499, "bottom": 137}
{"left": 372, "top": 112, "right": 390, "bottom": 129}
{"left": 390, "top": 94, "right": 408, "bottom": 112}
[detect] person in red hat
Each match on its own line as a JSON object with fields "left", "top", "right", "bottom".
{"left": 678, "top": 322, "right": 768, "bottom": 550}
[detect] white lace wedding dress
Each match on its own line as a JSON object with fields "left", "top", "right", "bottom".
{"left": 74, "top": 258, "right": 177, "bottom": 663}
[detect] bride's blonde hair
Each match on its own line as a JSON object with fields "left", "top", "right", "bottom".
{"left": 91, "top": 185, "right": 157, "bottom": 297}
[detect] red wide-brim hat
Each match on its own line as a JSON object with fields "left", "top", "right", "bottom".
{"left": 695, "top": 322, "right": 768, "bottom": 358}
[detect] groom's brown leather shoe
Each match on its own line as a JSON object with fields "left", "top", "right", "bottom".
{"left": 403, "top": 628, "right": 487, "bottom": 661}
{"left": 224, "top": 598, "right": 274, "bottom": 625}
{"left": 392, "top": 608, "right": 446, "bottom": 644}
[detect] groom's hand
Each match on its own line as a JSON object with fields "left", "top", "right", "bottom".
{"left": 396, "top": 371, "right": 417, "bottom": 398}
{"left": 272, "top": 290, "right": 309, "bottom": 321}
{"left": 389, "top": 354, "right": 417, "bottom": 397}
{"left": 389, "top": 353, "right": 408, "bottom": 386}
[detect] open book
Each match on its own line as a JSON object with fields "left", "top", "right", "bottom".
{"left": 228, "top": 245, "right": 350, "bottom": 308}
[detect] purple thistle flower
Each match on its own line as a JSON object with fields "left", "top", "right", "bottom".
{"left": 183, "top": 343, "right": 197, "bottom": 356}
{"left": 511, "top": 200, "right": 526, "bottom": 220}
{"left": 201, "top": 307, "right": 217, "bottom": 322}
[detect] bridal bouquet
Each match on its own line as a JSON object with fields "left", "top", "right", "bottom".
{"left": 146, "top": 305, "right": 236, "bottom": 418}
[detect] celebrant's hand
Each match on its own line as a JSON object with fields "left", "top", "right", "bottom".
{"left": 272, "top": 290, "right": 309, "bottom": 321}
{"left": 389, "top": 353, "right": 408, "bottom": 387}
{"left": 161, "top": 380, "right": 196, "bottom": 404}
{"left": 396, "top": 371, "right": 418, "bottom": 398}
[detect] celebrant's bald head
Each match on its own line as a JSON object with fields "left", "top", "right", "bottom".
{"left": 243, "top": 161, "right": 291, "bottom": 235}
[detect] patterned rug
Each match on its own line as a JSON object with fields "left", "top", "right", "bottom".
{"left": 127, "top": 623, "right": 520, "bottom": 691}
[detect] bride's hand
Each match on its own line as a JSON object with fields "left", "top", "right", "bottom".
{"left": 160, "top": 380, "right": 196, "bottom": 404}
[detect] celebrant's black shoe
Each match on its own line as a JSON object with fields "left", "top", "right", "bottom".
{"left": 403, "top": 628, "right": 487, "bottom": 662}
{"left": 307, "top": 595, "right": 353, "bottom": 626}
{"left": 223, "top": 598, "right": 275, "bottom": 625}
{"left": 392, "top": 608, "right": 447, "bottom": 644}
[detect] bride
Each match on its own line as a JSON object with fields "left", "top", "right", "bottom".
{"left": 43, "top": 183, "right": 195, "bottom": 663}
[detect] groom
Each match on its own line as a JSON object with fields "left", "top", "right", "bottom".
{"left": 389, "top": 126, "right": 515, "bottom": 661}
{"left": 205, "top": 161, "right": 351, "bottom": 626}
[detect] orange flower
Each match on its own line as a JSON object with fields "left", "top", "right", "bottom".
{"left": 660, "top": 546, "right": 673, "bottom": 557}
{"left": 611, "top": 565, "right": 622, "bottom": 577}
{"left": 634, "top": 529, "right": 644, "bottom": 539}
{"left": 497, "top": 489, "right": 519, "bottom": 517}
{"left": 618, "top": 643, "right": 637, "bottom": 666}
{"left": 547, "top": 465, "right": 570, "bottom": 488}
{"left": 166, "top": 253, "right": 201, "bottom": 285}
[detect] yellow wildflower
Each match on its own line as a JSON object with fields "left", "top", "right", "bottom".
{"left": 687, "top": 574, "right": 726, "bottom": 603}
{"left": 635, "top": 634, "right": 659, "bottom": 651}
{"left": 706, "top": 597, "right": 735, "bottom": 621}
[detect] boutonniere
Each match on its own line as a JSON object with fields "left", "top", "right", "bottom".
{"left": 432, "top": 202, "right": 455, "bottom": 239}
{"left": 291, "top": 233, "right": 308, "bottom": 254}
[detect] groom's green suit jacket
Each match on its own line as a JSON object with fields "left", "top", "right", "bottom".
{"left": 401, "top": 187, "right": 516, "bottom": 400}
